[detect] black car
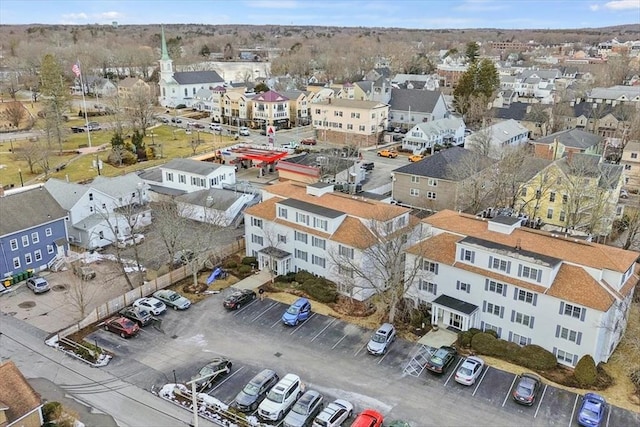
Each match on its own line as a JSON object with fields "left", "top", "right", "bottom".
{"left": 119, "top": 306, "right": 153, "bottom": 327}
{"left": 512, "top": 373, "right": 542, "bottom": 406}
{"left": 233, "top": 369, "right": 280, "bottom": 412}
{"left": 223, "top": 289, "right": 257, "bottom": 310}
{"left": 191, "top": 358, "right": 232, "bottom": 392}
{"left": 361, "top": 161, "right": 375, "bottom": 171}
{"left": 424, "top": 346, "right": 457, "bottom": 374}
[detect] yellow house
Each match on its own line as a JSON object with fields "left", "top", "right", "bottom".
{"left": 281, "top": 90, "right": 310, "bottom": 126}
{"left": 516, "top": 153, "right": 624, "bottom": 236}
{"left": 251, "top": 90, "right": 290, "bottom": 129}
{"left": 222, "top": 91, "right": 251, "bottom": 127}
{"left": 310, "top": 98, "right": 389, "bottom": 147}
{"left": 117, "top": 77, "right": 152, "bottom": 99}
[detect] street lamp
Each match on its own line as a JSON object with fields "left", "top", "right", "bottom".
{"left": 186, "top": 368, "right": 229, "bottom": 427}
{"left": 18, "top": 168, "right": 23, "bottom": 187}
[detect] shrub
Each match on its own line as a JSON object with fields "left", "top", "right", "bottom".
{"left": 515, "top": 345, "right": 557, "bottom": 371}
{"left": 458, "top": 331, "right": 474, "bottom": 348}
{"left": 471, "top": 332, "right": 500, "bottom": 355}
{"left": 275, "top": 272, "right": 297, "bottom": 283}
{"left": 237, "top": 265, "right": 251, "bottom": 275}
{"left": 224, "top": 260, "right": 237, "bottom": 269}
{"left": 295, "top": 270, "right": 315, "bottom": 283}
{"left": 574, "top": 355, "right": 598, "bottom": 386}
{"left": 300, "top": 278, "right": 338, "bottom": 303}
{"left": 503, "top": 341, "right": 521, "bottom": 362}
{"left": 630, "top": 368, "right": 640, "bottom": 391}
{"left": 467, "top": 328, "right": 482, "bottom": 336}
{"left": 43, "top": 402, "right": 63, "bottom": 422}
{"left": 484, "top": 329, "right": 499, "bottom": 339}
{"left": 241, "top": 256, "right": 256, "bottom": 266}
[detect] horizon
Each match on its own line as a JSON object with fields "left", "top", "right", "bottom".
{"left": 1, "top": 0, "right": 639, "bottom": 31}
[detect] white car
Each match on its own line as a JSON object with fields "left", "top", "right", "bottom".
{"left": 312, "top": 398, "right": 353, "bottom": 427}
{"left": 239, "top": 126, "right": 250, "bottom": 136}
{"left": 454, "top": 356, "right": 485, "bottom": 386}
{"left": 153, "top": 289, "right": 191, "bottom": 310}
{"left": 209, "top": 123, "right": 222, "bottom": 131}
{"left": 258, "top": 373, "right": 304, "bottom": 422}
{"left": 133, "top": 297, "right": 166, "bottom": 316}
{"left": 115, "top": 234, "right": 145, "bottom": 249}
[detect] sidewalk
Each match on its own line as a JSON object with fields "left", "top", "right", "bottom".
{"left": 230, "top": 269, "right": 271, "bottom": 290}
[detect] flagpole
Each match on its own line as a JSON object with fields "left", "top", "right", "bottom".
{"left": 76, "top": 60, "right": 92, "bottom": 148}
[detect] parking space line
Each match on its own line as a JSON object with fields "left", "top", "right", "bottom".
{"left": 290, "top": 314, "right": 316, "bottom": 335}
{"left": 472, "top": 366, "right": 490, "bottom": 396}
{"left": 568, "top": 394, "right": 580, "bottom": 427}
{"left": 502, "top": 375, "right": 518, "bottom": 407}
{"left": 605, "top": 402, "right": 612, "bottom": 427}
{"left": 232, "top": 300, "right": 258, "bottom": 316}
{"left": 271, "top": 318, "right": 282, "bottom": 328}
{"left": 251, "top": 302, "right": 277, "bottom": 323}
{"left": 331, "top": 335, "right": 347, "bottom": 350}
{"left": 533, "top": 384, "right": 548, "bottom": 418}
{"left": 444, "top": 358, "right": 463, "bottom": 387}
{"left": 354, "top": 342, "right": 367, "bottom": 357}
{"left": 310, "top": 318, "right": 336, "bottom": 342}
{"left": 209, "top": 366, "right": 245, "bottom": 393}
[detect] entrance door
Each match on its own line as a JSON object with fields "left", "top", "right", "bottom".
{"left": 451, "top": 313, "right": 463, "bottom": 330}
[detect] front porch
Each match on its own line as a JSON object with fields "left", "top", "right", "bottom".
{"left": 257, "top": 246, "right": 292, "bottom": 276}
{"left": 430, "top": 294, "right": 479, "bottom": 332}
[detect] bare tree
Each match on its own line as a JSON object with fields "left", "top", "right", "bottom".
{"left": 329, "top": 209, "right": 427, "bottom": 323}
{"left": 65, "top": 271, "right": 98, "bottom": 319}
{"left": 4, "top": 101, "right": 26, "bottom": 128}
{"left": 11, "top": 138, "right": 45, "bottom": 174}
{"left": 447, "top": 150, "right": 495, "bottom": 214}
{"left": 126, "top": 85, "right": 156, "bottom": 135}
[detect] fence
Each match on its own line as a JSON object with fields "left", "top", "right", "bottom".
{"left": 58, "top": 238, "right": 245, "bottom": 338}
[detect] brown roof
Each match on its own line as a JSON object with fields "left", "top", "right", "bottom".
{"left": 424, "top": 210, "right": 637, "bottom": 273}
{"left": 0, "top": 361, "right": 42, "bottom": 424}
{"left": 547, "top": 264, "right": 615, "bottom": 311}
{"left": 406, "top": 232, "right": 460, "bottom": 265}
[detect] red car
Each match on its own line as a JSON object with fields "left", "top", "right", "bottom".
{"left": 300, "top": 138, "right": 317, "bottom": 145}
{"left": 103, "top": 316, "right": 140, "bottom": 338}
{"left": 351, "top": 409, "right": 383, "bottom": 427}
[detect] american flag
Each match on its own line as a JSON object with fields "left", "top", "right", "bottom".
{"left": 72, "top": 61, "right": 81, "bottom": 77}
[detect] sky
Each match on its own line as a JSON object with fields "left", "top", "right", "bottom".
{"left": 0, "top": 0, "right": 639, "bottom": 29}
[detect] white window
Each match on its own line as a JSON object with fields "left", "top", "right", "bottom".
{"left": 547, "top": 208, "right": 553, "bottom": 219}
{"left": 311, "top": 255, "right": 326, "bottom": 268}
{"left": 492, "top": 257, "right": 508, "bottom": 272}
{"left": 10, "top": 239, "right": 18, "bottom": 250}
{"left": 338, "top": 265, "right": 354, "bottom": 278}
{"left": 21, "top": 235, "right": 29, "bottom": 247}
{"left": 295, "top": 249, "right": 308, "bottom": 261}
{"left": 278, "top": 207, "right": 288, "bottom": 218}
{"left": 251, "top": 217, "right": 263, "bottom": 228}
{"left": 422, "top": 260, "right": 438, "bottom": 273}
{"left": 485, "top": 302, "right": 503, "bottom": 317}
{"left": 294, "top": 231, "right": 308, "bottom": 243}
{"left": 47, "top": 245, "right": 55, "bottom": 254}
{"left": 25, "top": 253, "right": 32, "bottom": 264}
{"left": 556, "top": 349, "right": 575, "bottom": 364}
{"left": 418, "top": 280, "right": 437, "bottom": 295}
{"left": 166, "top": 172, "right": 174, "bottom": 182}
{"left": 338, "top": 245, "right": 354, "bottom": 259}
{"left": 410, "top": 188, "right": 419, "bottom": 197}
{"left": 34, "top": 250, "right": 42, "bottom": 261}
{"left": 296, "top": 212, "right": 309, "bottom": 225}
{"left": 45, "top": 227, "right": 53, "bottom": 237}
{"left": 13, "top": 257, "right": 20, "bottom": 269}
{"left": 517, "top": 289, "right": 535, "bottom": 304}
{"left": 511, "top": 333, "right": 529, "bottom": 346}
{"left": 179, "top": 174, "right": 186, "bottom": 184}
{"left": 312, "top": 236, "right": 326, "bottom": 249}
{"left": 521, "top": 266, "right": 539, "bottom": 280}
{"left": 483, "top": 323, "right": 500, "bottom": 335}
{"left": 462, "top": 249, "right": 474, "bottom": 262}
{"left": 513, "top": 311, "right": 533, "bottom": 327}
{"left": 411, "top": 176, "right": 420, "bottom": 183}
{"left": 313, "top": 217, "right": 328, "bottom": 231}
{"left": 559, "top": 327, "right": 580, "bottom": 343}
{"left": 488, "top": 280, "right": 505, "bottom": 294}
{"left": 426, "top": 192, "right": 436, "bottom": 199}
{"left": 278, "top": 234, "right": 287, "bottom": 243}
{"left": 459, "top": 282, "right": 470, "bottom": 292}
{"left": 251, "top": 234, "right": 264, "bottom": 245}
{"left": 563, "top": 303, "right": 583, "bottom": 319}
{"left": 428, "top": 178, "right": 437, "bottom": 186}
{"left": 31, "top": 232, "right": 39, "bottom": 243}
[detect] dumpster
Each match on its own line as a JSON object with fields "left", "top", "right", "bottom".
{"left": 18, "top": 272, "right": 26, "bottom": 281}
{"left": 27, "top": 269, "right": 34, "bottom": 278}
{"left": 3, "top": 278, "right": 12, "bottom": 288}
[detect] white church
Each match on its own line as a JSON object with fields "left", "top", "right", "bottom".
{"left": 158, "top": 27, "right": 225, "bottom": 108}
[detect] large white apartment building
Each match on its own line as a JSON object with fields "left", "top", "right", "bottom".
{"left": 405, "top": 210, "right": 638, "bottom": 367}
{"left": 244, "top": 181, "right": 417, "bottom": 301}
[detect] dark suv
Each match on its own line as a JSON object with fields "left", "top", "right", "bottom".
{"left": 233, "top": 369, "right": 280, "bottom": 412}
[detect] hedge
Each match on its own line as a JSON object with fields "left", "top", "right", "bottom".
{"left": 574, "top": 355, "right": 597, "bottom": 386}
{"left": 299, "top": 278, "right": 338, "bottom": 303}
{"left": 470, "top": 333, "right": 557, "bottom": 371}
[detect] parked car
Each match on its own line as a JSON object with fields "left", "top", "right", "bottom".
{"left": 210, "top": 123, "right": 222, "bottom": 131}
{"left": 313, "top": 399, "right": 353, "bottom": 427}
{"left": 161, "top": 117, "right": 170, "bottom": 123}
{"left": 193, "top": 123, "right": 205, "bottom": 129}
{"left": 26, "top": 276, "right": 50, "bottom": 294}
{"left": 191, "top": 357, "right": 232, "bottom": 392}
{"left": 153, "top": 289, "right": 191, "bottom": 310}
{"left": 282, "top": 297, "right": 312, "bottom": 326}
{"left": 577, "top": 393, "right": 607, "bottom": 427}
{"left": 377, "top": 149, "right": 398, "bottom": 158}
{"left": 512, "top": 373, "right": 542, "bottom": 406}
{"left": 282, "top": 141, "right": 300, "bottom": 150}
{"left": 620, "top": 189, "right": 629, "bottom": 199}
{"left": 424, "top": 346, "right": 457, "bottom": 374}
{"left": 223, "top": 289, "right": 256, "bottom": 310}
{"left": 103, "top": 316, "right": 140, "bottom": 338}
{"left": 360, "top": 161, "right": 374, "bottom": 171}
{"left": 74, "top": 265, "right": 96, "bottom": 280}
{"left": 119, "top": 306, "right": 153, "bottom": 327}
{"left": 133, "top": 297, "right": 167, "bottom": 316}
{"left": 171, "top": 117, "right": 182, "bottom": 123}
{"left": 233, "top": 368, "right": 280, "bottom": 412}
{"left": 85, "top": 121, "right": 101, "bottom": 131}
{"left": 393, "top": 127, "right": 401, "bottom": 133}
{"left": 239, "top": 127, "right": 251, "bottom": 136}
{"left": 115, "top": 234, "right": 145, "bottom": 249}
{"left": 351, "top": 409, "right": 383, "bottom": 427}
{"left": 454, "top": 356, "right": 485, "bottom": 386}
{"left": 367, "top": 323, "right": 396, "bottom": 355}
{"left": 300, "top": 138, "right": 317, "bottom": 146}
{"left": 283, "top": 389, "right": 324, "bottom": 427}
{"left": 392, "top": 134, "right": 403, "bottom": 142}
{"left": 172, "top": 250, "right": 195, "bottom": 267}
{"left": 258, "top": 373, "right": 304, "bottom": 422}
{"left": 408, "top": 154, "right": 424, "bottom": 162}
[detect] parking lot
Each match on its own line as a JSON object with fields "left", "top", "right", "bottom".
{"left": 85, "top": 286, "right": 640, "bottom": 426}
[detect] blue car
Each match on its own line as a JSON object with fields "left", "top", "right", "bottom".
{"left": 577, "top": 393, "right": 606, "bottom": 427}
{"left": 282, "top": 298, "right": 311, "bottom": 326}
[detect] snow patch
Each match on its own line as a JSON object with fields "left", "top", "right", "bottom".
{"left": 309, "top": 384, "right": 393, "bottom": 414}
{"left": 183, "top": 334, "right": 208, "bottom": 347}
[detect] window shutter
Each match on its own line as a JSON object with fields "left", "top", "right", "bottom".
{"left": 467, "top": 285, "right": 470, "bottom": 294}
{"left": 555, "top": 325, "right": 560, "bottom": 337}
{"left": 460, "top": 248, "right": 464, "bottom": 260}
{"left": 480, "top": 321, "right": 485, "bottom": 330}
{"left": 518, "top": 265, "right": 522, "bottom": 277}
{"left": 510, "top": 310, "right": 515, "bottom": 322}
{"left": 471, "top": 252, "right": 475, "bottom": 263}
{"left": 513, "top": 288, "right": 518, "bottom": 300}
{"left": 500, "top": 307, "right": 505, "bottom": 319}
{"left": 502, "top": 285, "right": 507, "bottom": 297}
{"left": 508, "top": 331, "right": 513, "bottom": 341}
{"left": 529, "top": 317, "right": 534, "bottom": 329}
{"left": 559, "top": 302, "right": 565, "bottom": 315}
{"left": 488, "top": 256, "right": 493, "bottom": 268}
{"left": 553, "top": 347, "right": 557, "bottom": 356}
{"left": 572, "top": 354, "right": 578, "bottom": 366}
{"left": 482, "top": 301, "right": 487, "bottom": 312}
{"left": 456, "top": 280, "right": 460, "bottom": 290}
{"left": 485, "top": 279, "right": 489, "bottom": 291}
{"left": 497, "top": 327, "right": 502, "bottom": 338}
{"left": 527, "top": 338, "right": 532, "bottom": 345}
{"left": 435, "top": 264, "right": 439, "bottom": 274}
{"left": 576, "top": 332, "right": 582, "bottom": 345}
{"left": 434, "top": 284, "right": 437, "bottom": 295}
{"left": 580, "top": 308, "right": 586, "bottom": 322}
{"left": 507, "top": 261, "right": 512, "bottom": 274}
{"left": 532, "top": 294, "right": 538, "bottom": 306}
{"left": 536, "top": 269, "right": 542, "bottom": 282}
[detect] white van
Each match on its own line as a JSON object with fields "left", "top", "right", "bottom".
{"left": 257, "top": 373, "right": 304, "bottom": 421}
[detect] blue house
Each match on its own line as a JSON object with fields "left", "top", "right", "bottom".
{"left": 0, "top": 186, "right": 68, "bottom": 284}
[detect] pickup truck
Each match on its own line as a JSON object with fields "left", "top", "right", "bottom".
{"left": 281, "top": 141, "right": 299, "bottom": 150}
{"left": 377, "top": 149, "right": 398, "bottom": 158}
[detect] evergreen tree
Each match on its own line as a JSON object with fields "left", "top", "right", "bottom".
{"left": 465, "top": 41, "right": 480, "bottom": 63}
{"left": 453, "top": 58, "right": 499, "bottom": 120}
{"left": 39, "top": 54, "right": 70, "bottom": 152}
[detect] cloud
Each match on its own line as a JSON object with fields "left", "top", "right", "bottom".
{"left": 96, "top": 11, "right": 123, "bottom": 20}
{"left": 61, "top": 11, "right": 123, "bottom": 24}
{"left": 589, "top": 4, "right": 600, "bottom": 11}
{"left": 61, "top": 12, "right": 89, "bottom": 21}
{"left": 603, "top": 0, "right": 640, "bottom": 10}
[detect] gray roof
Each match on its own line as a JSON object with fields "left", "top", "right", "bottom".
{"left": 492, "top": 102, "right": 529, "bottom": 121}
{"left": 138, "top": 168, "right": 162, "bottom": 183}
{"left": 518, "top": 69, "right": 561, "bottom": 80}
{"left": 0, "top": 187, "right": 67, "bottom": 236}
{"left": 279, "top": 198, "right": 344, "bottom": 219}
{"left": 588, "top": 85, "right": 640, "bottom": 101}
{"left": 44, "top": 178, "right": 90, "bottom": 210}
{"left": 461, "top": 236, "right": 562, "bottom": 266}
{"left": 432, "top": 294, "right": 478, "bottom": 315}
{"left": 280, "top": 90, "right": 306, "bottom": 100}
{"left": 162, "top": 158, "right": 226, "bottom": 176}
{"left": 72, "top": 213, "right": 105, "bottom": 231}
{"left": 393, "top": 147, "right": 493, "bottom": 180}
{"left": 556, "top": 153, "right": 622, "bottom": 189}
{"left": 91, "top": 174, "right": 145, "bottom": 199}
{"left": 389, "top": 88, "right": 443, "bottom": 114}
{"left": 173, "top": 70, "right": 224, "bottom": 85}
{"left": 534, "top": 129, "right": 601, "bottom": 149}
{"left": 176, "top": 188, "right": 247, "bottom": 210}
{"left": 467, "top": 119, "right": 529, "bottom": 146}
{"left": 407, "top": 117, "right": 464, "bottom": 140}
{"left": 355, "top": 81, "right": 373, "bottom": 94}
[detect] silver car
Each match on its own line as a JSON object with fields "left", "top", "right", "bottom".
{"left": 283, "top": 390, "right": 323, "bottom": 427}
{"left": 454, "top": 356, "right": 485, "bottom": 386}
{"left": 26, "top": 276, "right": 50, "bottom": 294}
{"left": 153, "top": 289, "right": 191, "bottom": 310}
{"left": 133, "top": 297, "right": 167, "bottom": 315}
{"left": 367, "top": 323, "right": 396, "bottom": 355}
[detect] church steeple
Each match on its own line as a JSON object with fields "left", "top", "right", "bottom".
{"left": 160, "top": 25, "right": 170, "bottom": 61}
{"left": 159, "top": 25, "right": 174, "bottom": 83}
